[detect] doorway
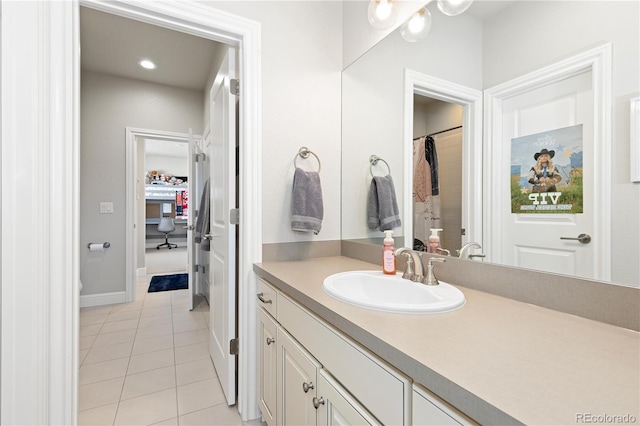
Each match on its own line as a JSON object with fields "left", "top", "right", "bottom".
{"left": 403, "top": 69, "right": 483, "bottom": 252}
{"left": 79, "top": 1, "right": 263, "bottom": 422}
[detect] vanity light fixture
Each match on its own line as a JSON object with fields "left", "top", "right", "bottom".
{"left": 139, "top": 59, "right": 156, "bottom": 70}
{"left": 368, "top": 0, "right": 398, "bottom": 30}
{"left": 400, "top": 8, "right": 432, "bottom": 42}
{"left": 437, "top": 0, "right": 474, "bottom": 17}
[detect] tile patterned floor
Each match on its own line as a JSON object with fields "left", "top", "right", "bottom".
{"left": 78, "top": 273, "right": 249, "bottom": 425}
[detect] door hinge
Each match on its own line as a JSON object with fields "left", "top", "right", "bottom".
{"left": 230, "top": 79, "right": 239, "bottom": 96}
{"left": 230, "top": 338, "right": 239, "bottom": 355}
{"left": 193, "top": 264, "right": 199, "bottom": 274}
{"left": 194, "top": 153, "right": 205, "bottom": 162}
{"left": 230, "top": 208, "right": 240, "bottom": 225}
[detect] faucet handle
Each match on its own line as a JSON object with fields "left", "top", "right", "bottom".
{"left": 423, "top": 257, "right": 445, "bottom": 286}
{"left": 399, "top": 253, "right": 416, "bottom": 281}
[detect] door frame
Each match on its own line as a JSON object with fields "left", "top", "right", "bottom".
{"left": 483, "top": 43, "right": 612, "bottom": 281}
{"left": 403, "top": 69, "right": 484, "bottom": 250}
{"left": 125, "top": 127, "right": 199, "bottom": 303}
{"left": 1, "top": 1, "right": 262, "bottom": 423}
{"left": 98, "top": 3, "right": 263, "bottom": 420}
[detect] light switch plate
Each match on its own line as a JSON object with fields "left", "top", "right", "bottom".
{"left": 100, "top": 202, "right": 114, "bottom": 214}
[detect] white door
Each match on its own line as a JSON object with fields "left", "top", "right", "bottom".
{"left": 208, "top": 46, "right": 238, "bottom": 405}
{"left": 487, "top": 67, "right": 601, "bottom": 279}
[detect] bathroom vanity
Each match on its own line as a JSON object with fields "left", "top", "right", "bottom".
{"left": 254, "top": 256, "right": 640, "bottom": 425}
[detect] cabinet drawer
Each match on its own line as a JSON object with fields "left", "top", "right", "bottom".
{"left": 278, "top": 294, "right": 410, "bottom": 426}
{"left": 257, "top": 278, "right": 278, "bottom": 318}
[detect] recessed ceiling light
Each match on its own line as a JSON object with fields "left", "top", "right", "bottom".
{"left": 139, "top": 59, "right": 156, "bottom": 70}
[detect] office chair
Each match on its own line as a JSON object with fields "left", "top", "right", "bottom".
{"left": 157, "top": 217, "right": 178, "bottom": 249}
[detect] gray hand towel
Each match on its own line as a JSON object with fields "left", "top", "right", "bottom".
{"left": 291, "top": 167, "right": 323, "bottom": 235}
{"left": 367, "top": 175, "right": 401, "bottom": 231}
{"left": 194, "top": 179, "right": 211, "bottom": 251}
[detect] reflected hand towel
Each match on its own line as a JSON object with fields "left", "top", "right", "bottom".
{"left": 291, "top": 167, "right": 323, "bottom": 234}
{"left": 367, "top": 175, "right": 401, "bottom": 231}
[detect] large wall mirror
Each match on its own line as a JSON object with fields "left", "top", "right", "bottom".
{"left": 341, "top": 0, "right": 639, "bottom": 287}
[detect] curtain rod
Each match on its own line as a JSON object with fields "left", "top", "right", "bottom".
{"left": 413, "top": 125, "right": 462, "bottom": 141}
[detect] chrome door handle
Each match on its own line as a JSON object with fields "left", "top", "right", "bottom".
{"left": 203, "top": 233, "right": 219, "bottom": 240}
{"left": 560, "top": 233, "right": 591, "bottom": 244}
{"left": 302, "top": 381, "right": 314, "bottom": 393}
{"left": 183, "top": 225, "right": 195, "bottom": 230}
{"left": 257, "top": 293, "right": 272, "bottom": 304}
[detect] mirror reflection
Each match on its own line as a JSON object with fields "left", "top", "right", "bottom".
{"left": 341, "top": 0, "right": 639, "bottom": 287}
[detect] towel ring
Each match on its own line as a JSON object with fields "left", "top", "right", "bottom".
{"left": 369, "top": 155, "right": 391, "bottom": 177}
{"left": 295, "top": 147, "right": 321, "bottom": 173}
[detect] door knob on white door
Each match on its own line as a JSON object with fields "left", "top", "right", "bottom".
{"left": 560, "top": 233, "right": 591, "bottom": 244}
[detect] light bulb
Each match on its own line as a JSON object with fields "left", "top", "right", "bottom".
{"left": 400, "top": 8, "right": 432, "bottom": 42}
{"left": 368, "top": 0, "right": 398, "bottom": 30}
{"left": 139, "top": 59, "right": 156, "bottom": 70}
{"left": 437, "top": 0, "right": 474, "bottom": 16}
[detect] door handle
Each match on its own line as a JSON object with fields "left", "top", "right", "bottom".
{"left": 560, "top": 233, "right": 591, "bottom": 244}
{"left": 203, "top": 233, "right": 219, "bottom": 240}
{"left": 183, "top": 225, "right": 195, "bottom": 230}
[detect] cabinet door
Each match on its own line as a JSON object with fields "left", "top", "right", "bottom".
{"left": 316, "top": 369, "right": 381, "bottom": 426}
{"left": 277, "top": 329, "right": 320, "bottom": 426}
{"left": 258, "top": 308, "right": 278, "bottom": 426}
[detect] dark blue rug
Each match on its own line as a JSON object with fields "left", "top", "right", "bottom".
{"left": 148, "top": 273, "right": 188, "bottom": 293}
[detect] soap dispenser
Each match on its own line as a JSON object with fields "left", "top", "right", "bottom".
{"left": 382, "top": 230, "right": 396, "bottom": 275}
{"left": 428, "top": 228, "right": 442, "bottom": 254}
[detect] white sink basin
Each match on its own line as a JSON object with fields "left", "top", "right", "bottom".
{"left": 323, "top": 270, "right": 465, "bottom": 314}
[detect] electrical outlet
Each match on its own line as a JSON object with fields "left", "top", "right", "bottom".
{"left": 100, "top": 202, "right": 114, "bottom": 214}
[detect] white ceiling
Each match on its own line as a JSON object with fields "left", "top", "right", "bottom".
{"left": 80, "top": 6, "right": 224, "bottom": 91}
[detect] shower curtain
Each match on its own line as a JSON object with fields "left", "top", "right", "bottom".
{"left": 413, "top": 136, "right": 441, "bottom": 250}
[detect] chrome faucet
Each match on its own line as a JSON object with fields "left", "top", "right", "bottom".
{"left": 457, "top": 242, "right": 482, "bottom": 259}
{"left": 423, "top": 257, "right": 446, "bottom": 286}
{"left": 393, "top": 247, "right": 425, "bottom": 282}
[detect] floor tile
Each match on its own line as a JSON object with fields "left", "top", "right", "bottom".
{"left": 127, "top": 348, "right": 175, "bottom": 375}
{"left": 79, "top": 334, "right": 97, "bottom": 350}
{"left": 135, "top": 322, "right": 173, "bottom": 340}
{"left": 79, "top": 357, "right": 129, "bottom": 385}
{"left": 173, "top": 328, "right": 209, "bottom": 348}
{"left": 80, "top": 323, "right": 104, "bottom": 337}
{"left": 177, "top": 378, "right": 226, "bottom": 415}
{"left": 173, "top": 318, "right": 207, "bottom": 334}
{"left": 111, "top": 300, "right": 144, "bottom": 313}
{"left": 77, "top": 402, "right": 118, "bottom": 426}
{"left": 100, "top": 318, "right": 139, "bottom": 334}
{"left": 92, "top": 329, "right": 136, "bottom": 347}
{"left": 151, "top": 418, "right": 178, "bottom": 425}
{"left": 179, "top": 404, "right": 243, "bottom": 426}
{"left": 174, "top": 341, "right": 209, "bottom": 365}
{"left": 79, "top": 313, "right": 110, "bottom": 326}
{"left": 79, "top": 349, "right": 89, "bottom": 366}
{"left": 121, "top": 365, "right": 176, "bottom": 401}
{"left": 106, "top": 309, "right": 142, "bottom": 323}
{"left": 83, "top": 341, "right": 134, "bottom": 365}
{"left": 113, "top": 388, "right": 178, "bottom": 426}
{"left": 141, "top": 306, "right": 173, "bottom": 319}
{"left": 78, "top": 376, "right": 124, "bottom": 412}
{"left": 138, "top": 314, "right": 173, "bottom": 329}
{"left": 176, "top": 357, "right": 217, "bottom": 386}
{"left": 132, "top": 334, "right": 174, "bottom": 356}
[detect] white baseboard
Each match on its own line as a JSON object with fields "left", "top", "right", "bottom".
{"left": 137, "top": 267, "right": 147, "bottom": 276}
{"left": 80, "top": 291, "right": 126, "bottom": 308}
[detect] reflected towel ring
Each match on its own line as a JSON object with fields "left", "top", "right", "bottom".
{"left": 369, "top": 155, "right": 391, "bottom": 177}
{"left": 295, "top": 147, "right": 321, "bottom": 173}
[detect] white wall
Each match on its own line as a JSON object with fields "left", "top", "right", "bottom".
{"left": 483, "top": 0, "right": 640, "bottom": 285}
{"left": 80, "top": 71, "right": 204, "bottom": 296}
{"left": 202, "top": 1, "right": 344, "bottom": 244}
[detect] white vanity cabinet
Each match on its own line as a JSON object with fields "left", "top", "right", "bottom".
{"left": 257, "top": 277, "right": 411, "bottom": 425}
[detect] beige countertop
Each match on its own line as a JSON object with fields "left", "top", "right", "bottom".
{"left": 254, "top": 256, "right": 640, "bottom": 426}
